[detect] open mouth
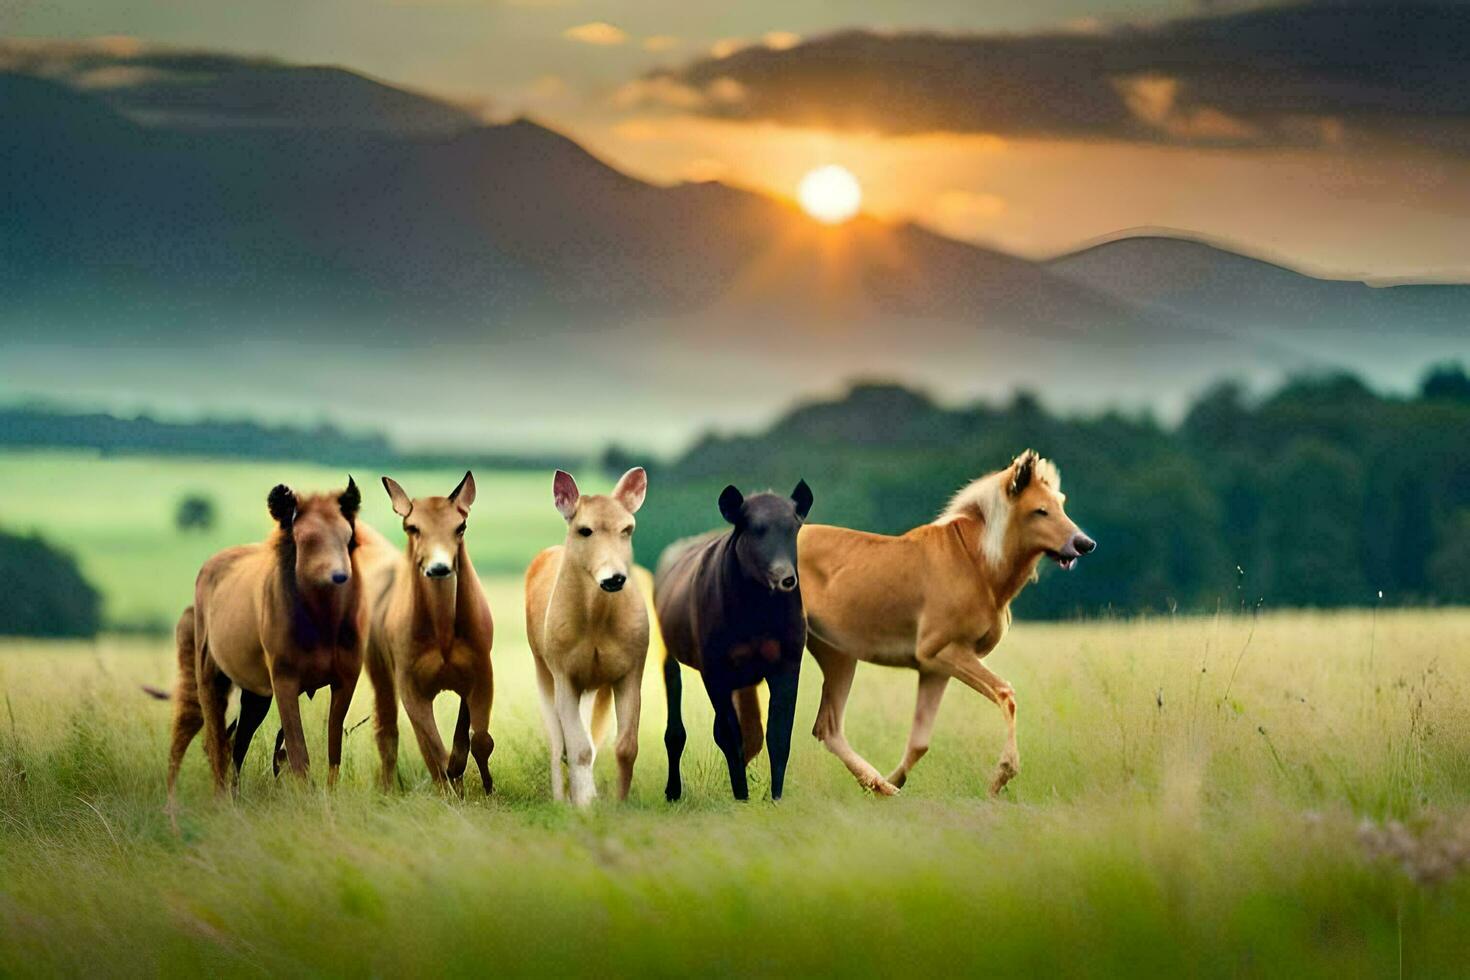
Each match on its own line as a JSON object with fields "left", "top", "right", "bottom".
{"left": 1047, "top": 550, "right": 1079, "bottom": 571}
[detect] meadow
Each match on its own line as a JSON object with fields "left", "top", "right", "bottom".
{"left": 2, "top": 451, "right": 1470, "bottom": 976}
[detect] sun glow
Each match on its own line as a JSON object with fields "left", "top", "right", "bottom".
{"left": 797, "top": 164, "right": 862, "bottom": 224}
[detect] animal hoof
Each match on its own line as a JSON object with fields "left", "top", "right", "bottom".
{"left": 867, "top": 777, "right": 900, "bottom": 797}
{"left": 887, "top": 771, "right": 908, "bottom": 790}
{"left": 989, "top": 761, "right": 1019, "bottom": 796}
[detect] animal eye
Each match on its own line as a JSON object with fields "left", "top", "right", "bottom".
{"left": 406, "top": 525, "right": 420, "bottom": 535}
{"left": 456, "top": 523, "right": 467, "bottom": 536}
{"left": 622, "top": 526, "right": 633, "bottom": 537}
{"left": 577, "top": 527, "right": 593, "bottom": 537}
{"left": 1033, "top": 508, "right": 1049, "bottom": 517}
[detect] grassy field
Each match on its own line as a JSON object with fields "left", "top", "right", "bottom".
{"left": 3, "top": 451, "right": 1470, "bottom": 975}
{"left": 3, "top": 602, "right": 1470, "bottom": 977}
{"left": 0, "top": 450, "right": 587, "bottom": 630}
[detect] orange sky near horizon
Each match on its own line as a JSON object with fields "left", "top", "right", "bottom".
{"left": 558, "top": 112, "right": 1470, "bottom": 281}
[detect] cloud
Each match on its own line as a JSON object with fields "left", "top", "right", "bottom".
{"left": 614, "top": 74, "right": 746, "bottom": 111}
{"left": 643, "top": 35, "right": 681, "bottom": 52}
{"left": 563, "top": 22, "right": 627, "bottom": 46}
{"left": 709, "top": 38, "right": 746, "bottom": 59}
{"left": 648, "top": 3, "right": 1470, "bottom": 153}
{"left": 762, "top": 31, "right": 802, "bottom": 51}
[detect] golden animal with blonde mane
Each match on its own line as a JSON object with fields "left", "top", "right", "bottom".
{"left": 797, "top": 450, "right": 1095, "bottom": 796}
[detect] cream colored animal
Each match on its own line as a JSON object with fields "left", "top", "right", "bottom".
{"left": 524, "top": 468, "right": 649, "bottom": 806}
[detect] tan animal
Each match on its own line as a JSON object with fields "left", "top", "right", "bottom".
{"left": 524, "top": 468, "right": 649, "bottom": 806}
{"left": 356, "top": 472, "right": 495, "bottom": 794}
{"left": 165, "top": 481, "right": 366, "bottom": 820}
{"left": 797, "top": 450, "right": 1095, "bottom": 797}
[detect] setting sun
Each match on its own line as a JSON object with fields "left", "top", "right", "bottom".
{"left": 797, "top": 164, "right": 862, "bottom": 224}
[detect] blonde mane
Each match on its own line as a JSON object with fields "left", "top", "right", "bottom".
{"left": 935, "top": 453, "right": 1061, "bottom": 568}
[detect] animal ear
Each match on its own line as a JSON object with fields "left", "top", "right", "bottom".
{"left": 1007, "top": 450, "right": 1037, "bottom": 499}
{"left": 553, "top": 470, "right": 580, "bottom": 521}
{"left": 382, "top": 476, "right": 412, "bottom": 518}
{"left": 449, "top": 470, "right": 476, "bottom": 510}
{"left": 267, "top": 484, "right": 297, "bottom": 528}
{"left": 718, "top": 485, "right": 745, "bottom": 526}
{"left": 612, "top": 467, "right": 647, "bottom": 515}
{"left": 791, "top": 479, "right": 814, "bottom": 520}
{"left": 339, "top": 477, "right": 361, "bottom": 521}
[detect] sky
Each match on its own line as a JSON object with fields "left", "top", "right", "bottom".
{"left": 5, "top": 0, "right": 1470, "bottom": 279}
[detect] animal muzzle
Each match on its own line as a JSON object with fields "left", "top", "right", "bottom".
{"left": 1048, "top": 533, "right": 1097, "bottom": 571}
{"left": 599, "top": 572, "right": 627, "bottom": 593}
{"left": 768, "top": 566, "right": 799, "bottom": 592}
{"left": 422, "top": 548, "right": 455, "bottom": 579}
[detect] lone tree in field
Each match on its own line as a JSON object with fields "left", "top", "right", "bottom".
{"left": 175, "top": 493, "right": 217, "bottom": 533}
{"left": 0, "top": 530, "right": 102, "bottom": 638}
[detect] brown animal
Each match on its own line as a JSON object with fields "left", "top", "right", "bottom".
{"left": 797, "top": 450, "right": 1095, "bottom": 797}
{"left": 524, "top": 468, "right": 649, "bottom": 806}
{"left": 164, "top": 480, "right": 366, "bottom": 819}
{"left": 356, "top": 472, "right": 495, "bottom": 794}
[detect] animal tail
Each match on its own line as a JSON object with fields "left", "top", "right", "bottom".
{"left": 140, "top": 684, "right": 171, "bottom": 700}
{"left": 589, "top": 685, "right": 614, "bottom": 749}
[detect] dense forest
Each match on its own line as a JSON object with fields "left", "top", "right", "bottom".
{"left": 630, "top": 363, "right": 1470, "bottom": 619}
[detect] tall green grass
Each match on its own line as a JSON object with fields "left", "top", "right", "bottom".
{"left": 3, "top": 603, "right": 1469, "bottom": 976}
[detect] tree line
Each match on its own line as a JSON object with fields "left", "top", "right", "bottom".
{"left": 628, "top": 363, "right": 1470, "bottom": 619}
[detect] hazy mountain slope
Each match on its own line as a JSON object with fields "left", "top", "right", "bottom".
{"left": 1047, "top": 235, "right": 1469, "bottom": 339}
{"left": 0, "top": 72, "right": 1165, "bottom": 344}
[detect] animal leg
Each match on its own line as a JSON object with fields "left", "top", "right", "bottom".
{"left": 198, "top": 659, "right": 233, "bottom": 797}
{"left": 165, "top": 609, "right": 203, "bottom": 827}
{"left": 400, "top": 686, "right": 449, "bottom": 789}
{"left": 270, "top": 674, "right": 310, "bottom": 780}
{"left": 765, "top": 661, "right": 801, "bottom": 801}
{"left": 611, "top": 671, "right": 642, "bottom": 802}
{"left": 466, "top": 667, "right": 495, "bottom": 796}
{"left": 662, "top": 653, "right": 686, "bottom": 802}
{"left": 554, "top": 674, "right": 596, "bottom": 807}
{"left": 446, "top": 700, "right": 470, "bottom": 792}
{"left": 807, "top": 637, "right": 897, "bottom": 795}
{"left": 589, "top": 685, "right": 614, "bottom": 751}
{"left": 926, "top": 642, "right": 1020, "bottom": 796}
{"left": 365, "top": 652, "right": 399, "bottom": 792}
{"left": 704, "top": 675, "right": 748, "bottom": 801}
{"left": 887, "top": 672, "right": 950, "bottom": 789}
{"left": 734, "top": 686, "right": 764, "bottom": 764}
{"left": 231, "top": 690, "right": 272, "bottom": 793}
{"left": 325, "top": 672, "right": 358, "bottom": 790}
{"left": 533, "top": 653, "right": 566, "bottom": 802}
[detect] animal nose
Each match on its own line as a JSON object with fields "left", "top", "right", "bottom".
{"left": 600, "top": 573, "right": 627, "bottom": 593}
{"left": 331, "top": 571, "right": 349, "bottom": 585}
{"left": 425, "top": 563, "right": 453, "bottom": 579}
{"left": 779, "top": 574, "right": 798, "bottom": 592}
{"left": 1074, "top": 534, "right": 1096, "bottom": 555}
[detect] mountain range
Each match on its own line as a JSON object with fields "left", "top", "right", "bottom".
{"left": 1, "top": 52, "right": 1465, "bottom": 451}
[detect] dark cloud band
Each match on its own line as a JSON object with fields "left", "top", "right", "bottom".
{"left": 645, "top": 2, "right": 1470, "bottom": 152}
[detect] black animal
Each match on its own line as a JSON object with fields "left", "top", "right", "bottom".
{"left": 654, "top": 481, "right": 813, "bottom": 801}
